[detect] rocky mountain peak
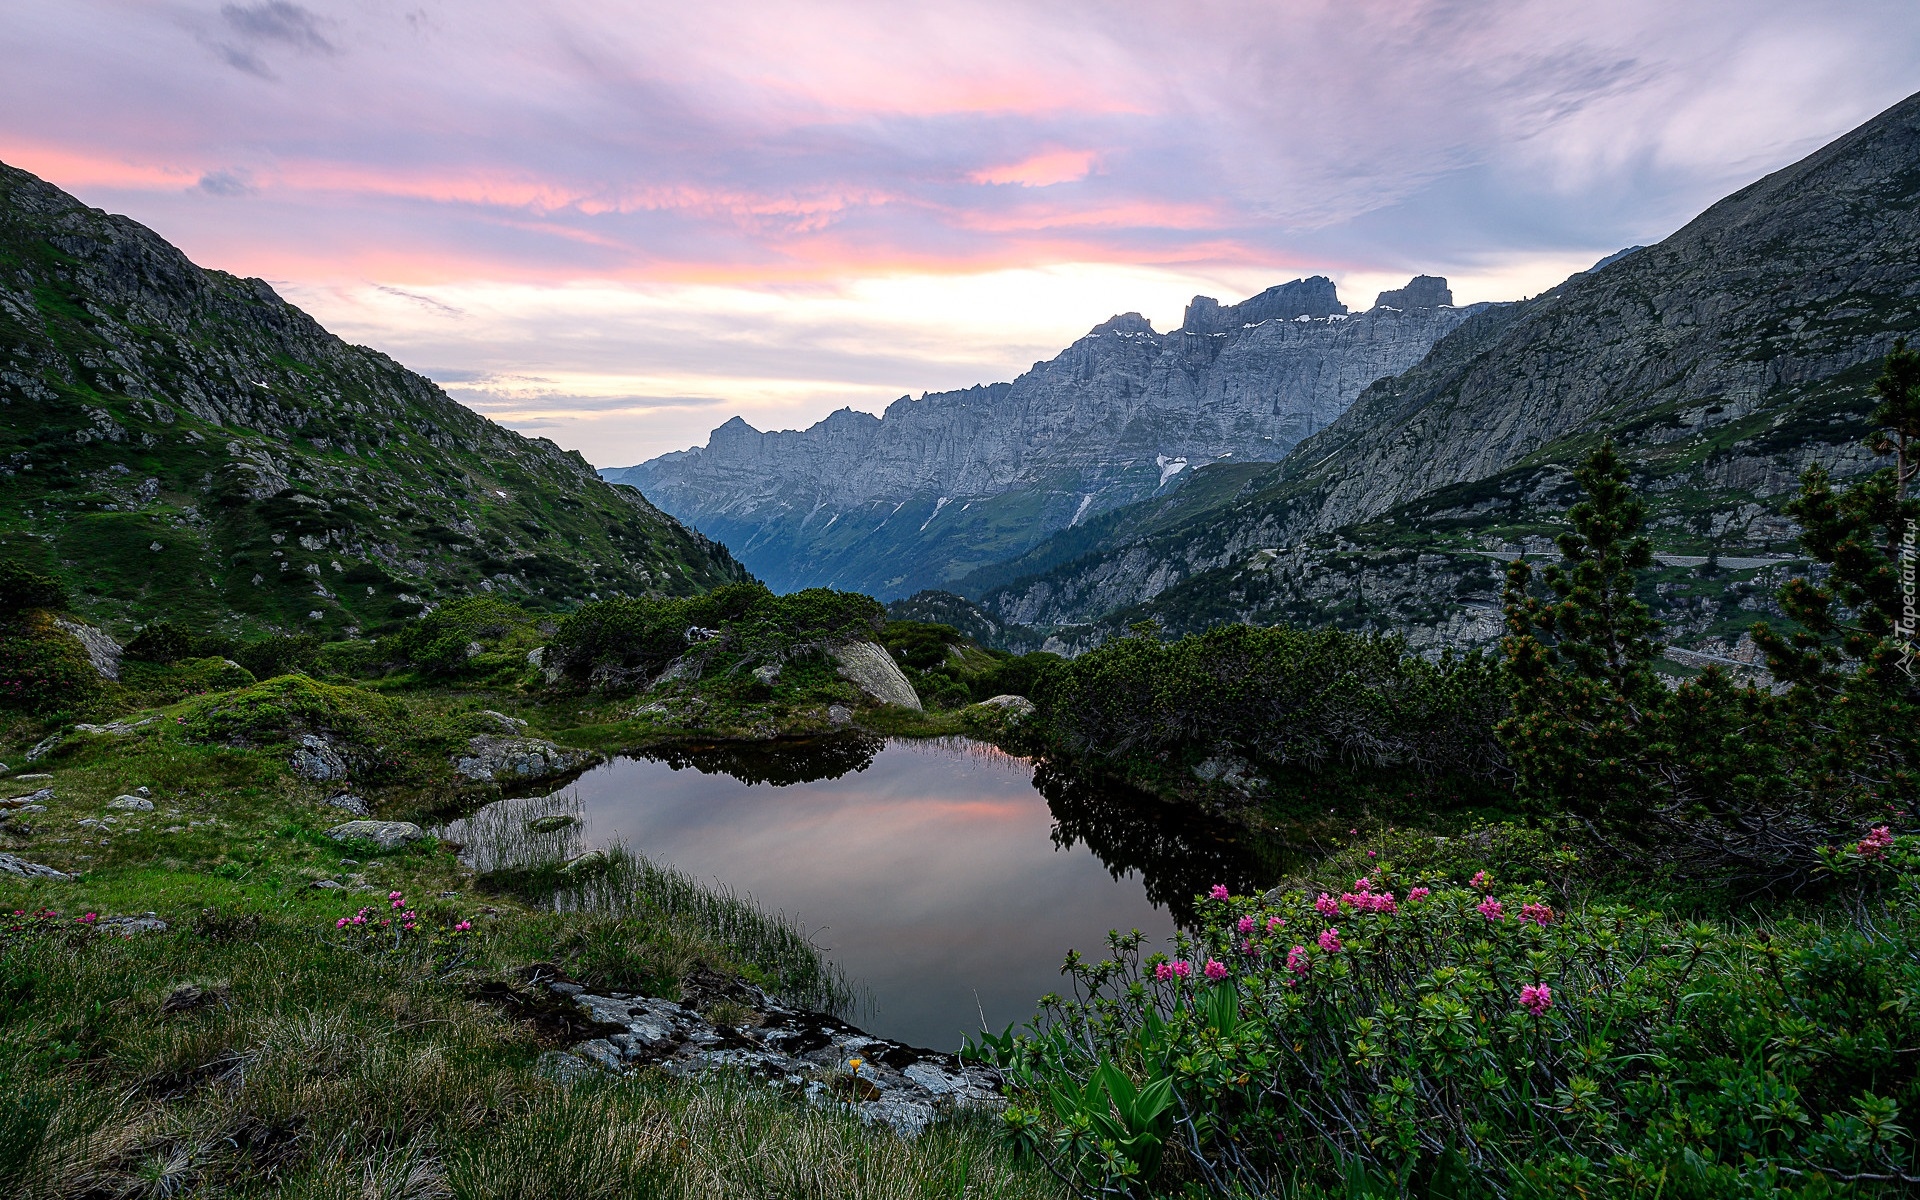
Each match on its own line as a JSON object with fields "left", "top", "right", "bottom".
{"left": 1181, "top": 276, "right": 1347, "bottom": 334}
{"left": 1371, "top": 275, "right": 1453, "bottom": 310}
{"left": 1089, "top": 312, "right": 1157, "bottom": 337}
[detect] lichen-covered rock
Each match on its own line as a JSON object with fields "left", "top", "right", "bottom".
{"left": 96, "top": 913, "right": 167, "bottom": 937}
{"left": 106, "top": 794, "right": 154, "bottom": 811}
{"left": 325, "top": 792, "right": 370, "bottom": 816}
{"left": 828, "top": 642, "right": 922, "bottom": 711}
{"left": 326, "top": 820, "right": 426, "bottom": 850}
{"left": 976, "top": 694, "right": 1035, "bottom": 716}
{"left": 452, "top": 736, "right": 598, "bottom": 784}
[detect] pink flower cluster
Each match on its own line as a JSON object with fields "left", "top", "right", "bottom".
{"left": 1519, "top": 983, "right": 1554, "bottom": 1016}
{"left": 1407, "top": 887, "right": 1431, "bottom": 903}
{"left": 1203, "top": 959, "right": 1229, "bottom": 981}
{"left": 1154, "top": 960, "right": 1193, "bottom": 981}
{"left": 1469, "top": 871, "right": 1489, "bottom": 891}
{"left": 1314, "top": 893, "right": 1339, "bottom": 917}
{"left": 1286, "top": 945, "right": 1310, "bottom": 975}
{"left": 1519, "top": 902, "right": 1555, "bottom": 926}
{"left": 1209, "top": 884, "right": 1231, "bottom": 900}
{"left": 1265, "top": 916, "right": 1286, "bottom": 933}
{"left": 1477, "top": 897, "right": 1505, "bottom": 922}
{"left": 1318, "top": 927, "right": 1343, "bottom": 954}
{"left": 1237, "top": 916, "right": 1256, "bottom": 935}
{"left": 336, "top": 908, "right": 373, "bottom": 929}
{"left": 389, "top": 890, "right": 405, "bottom": 909}
{"left": 1858, "top": 826, "right": 1895, "bottom": 860}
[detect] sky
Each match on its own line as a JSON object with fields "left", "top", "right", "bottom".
{"left": 5, "top": 2, "right": 1920, "bottom": 467}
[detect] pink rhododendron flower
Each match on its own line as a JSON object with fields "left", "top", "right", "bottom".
{"left": 78, "top": 912, "right": 97, "bottom": 925}
{"left": 1171, "top": 960, "right": 1192, "bottom": 979}
{"left": 1209, "top": 884, "right": 1231, "bottom": 900}
{"left": 1154, "top": 962, "right": 1173, "bottom": 981}
{"left": 1352, "top": 878, "right": 1372, "bottom": 893}
{"left": 1237, "top": 916, "right": 1256, "bottom": 935}
{"left": 1286, "top": 945, "right": 1310, "bottom": 974}
{"left": 1408, "top": 887, "right": 1431, "bottom": 902}
{"left": 1519, "top": 983, "right": 1554, "bottom": 1015}
{"left": 454, "top": 920, "right": 472, "bottom": 932}
{"left": 1203, "top": 959, "right": 1229, "bottom": 980}
{"left": 1477, "top": 897, "right": 1505, "bottom": 922}
{"left": 1859, "top": 826, "right": 1895, "bottom": 859}
{"left": 1266, "top": 916, "right": 1286, "bottom": 933}
{"left": 1315, "top": 893, "right": 1340, "bottom": 916}
{"left": 1519, "top": 903, "right": 1555, "bottom": 926}
{"left": 336, "top": 917, "right": 349, "bottom": 929}
{"left": 1367, "top": 850, "right": 1377, "bottom": 858}
{"left": 1469, "top": 871, "right": 1489, "bottom": 890}
{"left": 388, "top": 891, "right": 403, "bottom": 901}
{"left": 1318, "top": 927, "right": 1343, "bottom": 953}
{"left": 1241, "top": 939, "right": 1257, "bottom": 955}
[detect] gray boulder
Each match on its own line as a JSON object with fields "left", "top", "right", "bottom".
{"left": 0, "top": 853, "right": 72, "bottom": 880}
{"left": 289, "top": 734, "right": 349, "bottom": 782}
{"left": 829, "top": 642, "right": 922, "bottom": 711}
{"left": 53, "top": 618, "right": 121, "bottom": 680}
{"left": 2, "top": 787, "right": 54, "bottom": 808}
{"left": 96, "top": 913, "right": 167, "bottom": 937}
{"left": 975, "top": 694, "right": 1035, "bottom": 716}
{"left": 453, "top": 736, "right": 598, "bottom": 784}
{"left": 107, "top": 794, "right": 155, "bottom": 811}
{"left": 325, "top": 792, "right": 370, "bottom": 816}
{"left": 326, "top": 820, "right": 426, "bottom": 850}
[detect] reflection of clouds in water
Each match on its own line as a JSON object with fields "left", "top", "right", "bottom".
{"left": 557, "top": 738, "right": 1171, "bottom": 1047}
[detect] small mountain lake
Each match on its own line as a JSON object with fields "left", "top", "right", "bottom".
{"left": 440, "top": 736, "right": 1270, "bottom": 1050}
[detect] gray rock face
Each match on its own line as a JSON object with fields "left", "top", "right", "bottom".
{"left": 1372, "top": 275, "right": 1453, "bottom": 310}
{"left": 289, "top": 734, "right": 349, "bottom": 782}
{"left": 546, "top": 981, "right": 1001, "bottom": 1138}
{"left": 606, "top": 277, "right": 1478, "bottom": 598}
{"left": 452, "top": 736, "right": 598, "bottom": 784}
{"left": 975, "top": 694, "right": 1035, "bottom": 716}
{"left": 326, "top": 820, "right": 426, "bottom": 850}
{"left": 971, "top": 92, "right": 1920, "bottom": 646}
{"left": 52, "top": 618, "right": 121, "bottom": 680}
{"left": 829, "top": 642, "right": 923, "bottom": 710}
{"left": 106, "top": 795, "right": 154, "bottom": 811}
{"left": 325, "top": 792, "right": 370, "bottom": 816}
{"left": 0, "top": 853, "right": 71, "bottom": 880}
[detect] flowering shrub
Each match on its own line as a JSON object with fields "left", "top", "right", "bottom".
{"left": 331, "top": 891, "right": 476, "bottom": 972}
{"left": 976, "top": 842, "right": 1920, "bottom": 1197}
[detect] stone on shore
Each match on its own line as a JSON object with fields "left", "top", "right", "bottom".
{"left": 326, "top": 820, "right": 426, "bottom": 850}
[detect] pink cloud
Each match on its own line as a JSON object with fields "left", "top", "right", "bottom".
{"left": 970, "top": 148, "right": 1100, "bottom": 188}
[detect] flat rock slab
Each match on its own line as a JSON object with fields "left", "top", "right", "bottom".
{"left": 326, "top": 820, "right": 426, "bottom": 850}
{"left": 96, "top": 913, "right": 167, "bottom": 937}
{"left": 549, "top": 982, "right": 1000, "bottom": 1138}
{"left": 0, "top": 853, "right": 72, "bottom": 881}
{"left": 829, "top": 641, "right": 923, "bottom": 711}
{"left": 2, "top": 787, "right": 54, "bottom": 808}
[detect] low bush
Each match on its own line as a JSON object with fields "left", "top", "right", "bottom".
{"left": 0, "top": 614, "right": 105, "bottom": 716}
{"left": 979, "top": 833, "right": 1920, "bottom": 1197}
{"left": 388, "top": 596, "right": 542, "bottom": 677}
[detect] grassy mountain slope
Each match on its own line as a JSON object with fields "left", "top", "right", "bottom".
{"left": 964, "top": 89, "right": 1920, "bottom": 645}
{"left": 0, "top": 161, "right": 747, "bottom": 640}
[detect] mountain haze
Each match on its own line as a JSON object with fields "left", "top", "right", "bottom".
{"left": 606, "top": 276, "right": 1482, "bottom": 599}
{"left": 0, "top": 161, "right": 747, "bottom": 638}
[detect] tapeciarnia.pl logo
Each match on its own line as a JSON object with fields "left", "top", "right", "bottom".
{"left": 1900, "top": 521, "right": 1917, "bottom": 679}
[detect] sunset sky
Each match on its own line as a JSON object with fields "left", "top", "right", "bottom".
{"left": 6, "top": 1, "right": 1920, "bottom": 466}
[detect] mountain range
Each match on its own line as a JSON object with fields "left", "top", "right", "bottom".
{"left": 604, "top": 275, "right": 1483, "bottom": 598}
{"left": 0, "top": 161, "right": 745, "bottom": 639}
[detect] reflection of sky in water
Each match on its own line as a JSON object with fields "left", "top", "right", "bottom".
{"left": 565, "top": 739, "right": 1173, "bottom": 1050}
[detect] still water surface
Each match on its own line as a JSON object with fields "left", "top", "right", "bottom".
{"left": 451, "top": 736, "right": 1269, "bottom": 1050}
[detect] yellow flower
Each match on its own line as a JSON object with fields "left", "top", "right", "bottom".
{"left": 847, "top": 1057, "right": 864, "bottom": 1071}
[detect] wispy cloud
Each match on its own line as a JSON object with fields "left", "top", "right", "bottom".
{"left": 2, "top": 0, "right": 1917, "bottom": 462}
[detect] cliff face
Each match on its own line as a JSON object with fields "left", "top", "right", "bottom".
{"left": 968, "top": 89, "right": 1920, "bottom": 646}
{"left": 607, "top": 279, "right": 1480, "bottom": 598}
{"left": 0, "top": 161, "right": 746, "bottom": 635}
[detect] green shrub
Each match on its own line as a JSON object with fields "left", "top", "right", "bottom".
{"left": 389, "top": 596, "right": 539, "bottom": 676}
{"left": 122, "top": 619, "right": 194, "bottom": 665}
{"left": 0, "top": 559, "right": 66, "bottom": 625}
{"left": 983, "top": 834, "right": 1920, "bottom": 1197}
{"left": 1033, "top": 623, "right": 1503, "bottom": 788}
{"left": 0, "top": 616, "right": 104, "bottom": 715}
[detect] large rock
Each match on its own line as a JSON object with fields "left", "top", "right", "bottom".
{"left": 0, "top": 853, "right": 72, "bottom": 880}
{"left": 326, "top": 820, "right": 426, "bottom": 850}
{"left": 52, "top": 618, "right": 121, "bottom": 680}
{"left": 289, "top": 734, "right": 350, "bottom": 782}
{"left": 829, "top": 642, "right": 922, "bottom": 711}
{"left": 453, "top": 736, "right": 599, "bottom": 784}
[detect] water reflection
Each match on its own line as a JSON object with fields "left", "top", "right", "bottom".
{"left": 1033, "top": 758, "right": 1273, "bottom": 924}
{"left": 446, "top": 737, "right": 1274, "bottom": 1049}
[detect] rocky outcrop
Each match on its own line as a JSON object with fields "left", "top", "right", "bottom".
{"left": 452, "top": 736, "right": 599, "bottom": 784}
{"left": 53, "top": 618, "right": 121, "bottom": 680}
{"left": 0, "top": 853, "right": 72, "bottom": 880}
{"left": 1372, "top": 275, "right": 1452, "bottom": 310}
{"left": 537, "top": 976, "right": 1001, "bottom": 1138}
{"left": 606, "top": 277, "right": 1480, "bottom": 598}
{"left": 828, "top": 642, "right": 923, "bottom": 710}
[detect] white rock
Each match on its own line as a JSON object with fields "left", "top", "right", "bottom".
{"left": 325, "top": 820, "right": 426, "bottom": 850}
{"left": 107, "top": 795, "right": 154, "bottom": 811}
{"left": 829, "top": 641, "right": 923, "bottom": 710}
